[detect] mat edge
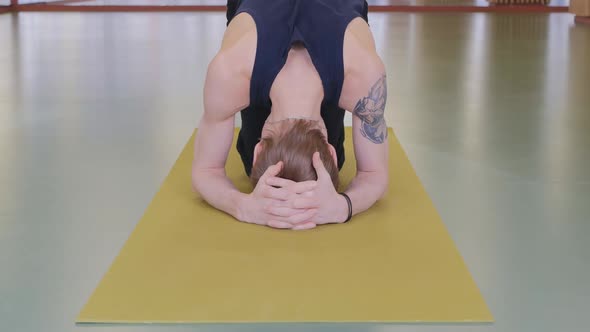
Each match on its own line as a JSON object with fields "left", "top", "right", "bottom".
{"left": 76, "top": 129, "right": 198, "bottom": 321}
{"left": 76, "top": 319, "right": 495, "bottom": 324}
{"left": 384, "top": 127, "right": 495, "bottom": 320}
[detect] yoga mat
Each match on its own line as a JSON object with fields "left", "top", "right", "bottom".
{"left": 77, "top": 127, "right": 493, "bottom": 323}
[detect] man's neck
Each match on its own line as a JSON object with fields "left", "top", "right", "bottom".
{"left": 269, "top": 99, "right": 322, "bottom": 123}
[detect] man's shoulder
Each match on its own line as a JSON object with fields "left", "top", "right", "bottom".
{"left": 343, "top": 18, "right": 382, "bottom": 79}
{"left": 211, "top": 39, "right": 256, "bottom": 83}
{"left": 344, "top": 17, "right": 377, "bottom": 56}
{"left": 204, "top": 50, "right": 252, "bottom": 119}
{"left": 217, "top": 12, "right": 257, "bottom": 78}
{"left": 340, "top": 22, "right": 386, "bottom": 111}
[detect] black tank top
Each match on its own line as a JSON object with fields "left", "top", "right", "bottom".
{"left": 226, "top": 0, "right": 369, "bottom": 176}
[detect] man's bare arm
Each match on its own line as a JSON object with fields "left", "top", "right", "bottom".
{"left": 335, "top": 52, "right": 389, "bottom": 220}
{"left": 282, "top": 59, "right": 389, "bottom": 225}
{"left": 353, "top": 74, "right": 388, "bottom": 144}
{"left": 345, "top": 72, "right": 389, "bottom": 217}
{"left": 192, "top": 54, "right": 317, "bottom": 227}
{"left": 191, "top": 53, "right": 249, "bottom": 220}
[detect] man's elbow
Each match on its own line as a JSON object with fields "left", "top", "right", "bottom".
{"left": 191, "top": 167, "right": 225, "bottom": 194}
{"left": 375, "top": 170, "right": 389, "bottom": 200}
{"left": 191, "top": 169, "right": 201, "bottom": 193}
{"left": 357, "top": 168, "right": 389, "bottom": 201}
{"left": 191, "top": 168, "right": 209, "bottom": 195}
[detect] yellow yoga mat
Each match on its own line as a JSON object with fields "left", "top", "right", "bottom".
{"left": 77, "top": 128, "right": 493, "bottom": 323}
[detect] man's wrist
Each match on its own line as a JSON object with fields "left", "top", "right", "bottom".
{"left": 232, "top": 191, "right": 250, "bottom": 222}
{"left": 335, "top": 193, "right": 351, "bottom": 223}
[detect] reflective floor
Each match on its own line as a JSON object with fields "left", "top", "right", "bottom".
{"left": 1, "top": 10, "right": 589, "bottom": 332}
{"left": 12, "top": 0, "right": 573, "bottom": 7}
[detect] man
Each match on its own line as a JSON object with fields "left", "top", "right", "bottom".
{"left": 192, "top": 0, "right": 389, "bottom": 230}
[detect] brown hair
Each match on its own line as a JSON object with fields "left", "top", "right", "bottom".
{"left": 250, "top": 119, "right": 339, "bottom": 189}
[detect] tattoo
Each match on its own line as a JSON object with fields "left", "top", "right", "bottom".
{"left": 353, "top": 75, "right": 388, "bottom": 144}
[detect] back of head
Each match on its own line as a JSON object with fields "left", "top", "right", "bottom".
{"left": 250, "top": 120, "right": 339, "bottom": 189}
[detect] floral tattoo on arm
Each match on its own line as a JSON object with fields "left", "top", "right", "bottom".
{"left": 352, "top": 75, "right": 388, "bottom": 144}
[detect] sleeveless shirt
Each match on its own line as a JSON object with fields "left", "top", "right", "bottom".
{"left": 226, "top": 0, "right": 369, "bottom": 175}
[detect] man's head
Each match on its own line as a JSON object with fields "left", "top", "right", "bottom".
{"left": 250, "top": 119, "right": 339, "bottom": 189}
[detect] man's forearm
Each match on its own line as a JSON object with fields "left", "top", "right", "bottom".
{"left": 192, "top": 168, "right": 247, "bottom": 221}
{"left": 342, "top": 170, "right": 388, "bottom": 219}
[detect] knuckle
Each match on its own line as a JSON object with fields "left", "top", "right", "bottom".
{"left": 269, "top": 221, "right": 284, "bottom": 229}
{"left": 298, "top": 200, "right": 310, "bottom": 209}
{"left": 301, "top": 198, "right": 312, "bottom": 206}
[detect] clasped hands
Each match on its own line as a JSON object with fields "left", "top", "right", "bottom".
{"left": 239, "top": 152, "right": 347, "bottom": 230}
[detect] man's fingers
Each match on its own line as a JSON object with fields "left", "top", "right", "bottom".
{"left": 312, "top": 152, "right": 329, "bottom": 180}
{"left": 266, "top": 177, "right": 317, "bottom": 194}
{"left": 293, "top": 221, "right": 317, "bottom": 231}
{"left": 293, "top": 197, "right": 319, "bottom": 209}
{"left": 267, "top": 220, "right": 293, "bottom": 229}
{"left": 260, "top": 161, "right": 283, "bottom": 181}
{"left": 268, "top": 220, "right": 316, "bottom": 230}
{"left": 267, "top": 199, "right": 292, "bottom": 208}
{"left": 263, "top": 186, "right": 291, "bottom": 201}
{"left": 265, "top": 205, "right": 305, "bottom": 218}
{"left": 288, "top": 181, "right": 317, "bottom": 194}
{"left": 266, "top": 176, "right": 295, "bottom": 188}
{"left": 285, "top": 208, "right": 317, "bottom": 224}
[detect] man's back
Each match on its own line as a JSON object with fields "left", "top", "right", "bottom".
{"left": 218, "top": 1, "right": 379, "bottom": 109}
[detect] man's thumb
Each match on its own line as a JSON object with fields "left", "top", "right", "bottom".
{"left": 263, "top": 161, "right": 283, "bottom": 179}
{"left": 312, "top": 152, "right": 328, "bottom": 179}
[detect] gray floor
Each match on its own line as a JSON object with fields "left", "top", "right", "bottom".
{"left": 6, "top": 1, "right": 576, "bottom": 7}
{"left": 1, "top": 10, "right": 589, "bottom": 332}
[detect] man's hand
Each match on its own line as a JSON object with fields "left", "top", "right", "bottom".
{"left": 266, "top": 152, "right": 349, "bottom": 226}
{"left": 239, "top": 161, "right": 318, "bottom": 230}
